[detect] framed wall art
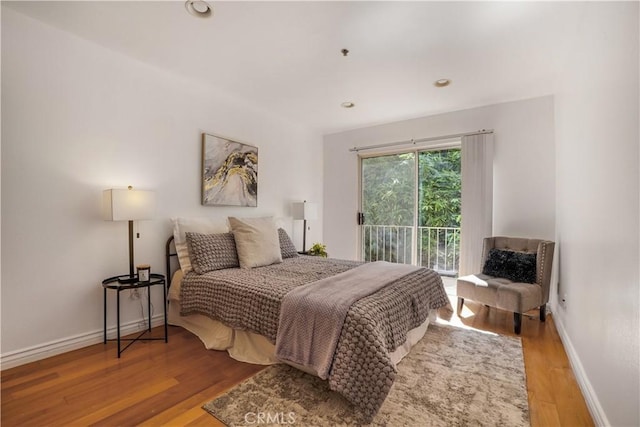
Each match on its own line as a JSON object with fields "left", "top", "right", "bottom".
{"left": 201, "top": 133, "right": 258, "bottom": 207}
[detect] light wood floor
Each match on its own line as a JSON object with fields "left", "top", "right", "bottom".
{"left": 2, "top": 295, "right": 594, "bottom": 426}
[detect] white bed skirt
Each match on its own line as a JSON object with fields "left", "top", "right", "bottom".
{"left": 168, "top": 270, "right": 437, "bottom": 369}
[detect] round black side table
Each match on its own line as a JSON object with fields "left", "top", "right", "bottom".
{"left": 102, "top": 273, "right": 167, "bottom": 357}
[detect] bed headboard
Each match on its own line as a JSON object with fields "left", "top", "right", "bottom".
{"left": 166, "top": 235, "right": 178, "bottom": 287}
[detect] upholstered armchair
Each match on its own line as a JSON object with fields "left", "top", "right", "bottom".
{"left": 456, "top": 236, "right": 555, "bottom": 334}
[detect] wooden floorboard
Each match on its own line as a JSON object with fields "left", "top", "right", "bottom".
{"left": 2, "top": 294, "right": 593, "bottom": 426}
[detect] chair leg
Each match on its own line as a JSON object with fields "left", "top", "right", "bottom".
{"left": 514, "top": 312, "right": 522, "bottom": 335}
{"left": 457, "top": 297, "right": 464, "bottom": 314}
{"left": 540, "top": 304, "right": 546, "bottom": 322}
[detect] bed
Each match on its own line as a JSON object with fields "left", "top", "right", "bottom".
{"left": 166, "top": 216, "right": 449, "bottom": 421}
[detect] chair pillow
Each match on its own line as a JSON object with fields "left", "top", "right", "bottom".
{"left": 185, "top": 232, "right": 239, "bottom": 274}
{"left": 482, "top": 248, "right": 537, "bottom": 284}
{"left": 278, "top": 228, "right": 299, "bottom": 259}
{"left": 229, "top": 216, "right": 283, "bottom": 268}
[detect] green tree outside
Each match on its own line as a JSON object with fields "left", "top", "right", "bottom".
{"left": 418, "top": 149, "right": 461, "bottom": 273}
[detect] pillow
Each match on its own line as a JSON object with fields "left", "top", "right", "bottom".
{"left": 185, "top": 232, "right": 239, "bottom": 274}
{"left": 228, "top": 216, "right": 283, "bottom": 269}
{"left": 172, "top": 217, "right": 229, "bottom": 273}
{"left": 482, "top": 248, "right": 537, "bottom": 284}
{"left": 278, "top": 228, "right": 299, "bottom": 259}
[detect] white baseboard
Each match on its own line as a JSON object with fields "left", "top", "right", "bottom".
{"left": 553, "top": 312, "right": 609, "bottom": 426}
{"left": 1, "top": 315, "right": 166, "bottom": 370}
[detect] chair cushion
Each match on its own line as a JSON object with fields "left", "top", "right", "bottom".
{"left": 497, "top": 282, "right": 542, "bottom": 313}
{"left": 482, "top": 248, "right": 537, "bottom": 284}
{"left": 457, "top": 273, "right": 543, "bottom": 313}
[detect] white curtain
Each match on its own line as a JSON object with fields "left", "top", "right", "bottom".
{"left": 459, "top": 133, "right": 494, "bottom": 276}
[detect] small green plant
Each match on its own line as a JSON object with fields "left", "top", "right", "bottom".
{"left": 308, "top": 242, "right": 328, "bottom": 257}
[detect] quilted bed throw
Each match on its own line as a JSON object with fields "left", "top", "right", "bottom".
{"left": 275, "top": 261, "right": 420, "bottom": 379}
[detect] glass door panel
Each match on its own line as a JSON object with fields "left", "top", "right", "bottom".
{"left": 417, "top": 149, "right": 461, "bottom": 275}
{"left": 360, "top": 153, "right": 415, "bottom": 264}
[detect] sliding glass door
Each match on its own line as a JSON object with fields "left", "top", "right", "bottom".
{"left": 360, "top": 146, "right": 461, "bottom": 275}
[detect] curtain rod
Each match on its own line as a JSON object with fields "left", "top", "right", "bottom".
{"left": 348, "top": 129, "right": 494, "bottom": 153}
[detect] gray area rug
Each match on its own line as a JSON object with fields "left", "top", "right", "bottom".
{"left": 203, "top": 323, "right": 529, "bottom": 426}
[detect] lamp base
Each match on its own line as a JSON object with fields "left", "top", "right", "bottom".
{"left": 118, "top": 276, "right": 138, "bottom": 284}
{"left": 302, "top": 219, "right": 307, "bottom": 253}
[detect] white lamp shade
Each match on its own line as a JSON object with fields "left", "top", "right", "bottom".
{"left": 103, "top": 189, "right": 156, "bottom": 221}
{"left": 292, "top": 201, "right": 318, "bottom": 221}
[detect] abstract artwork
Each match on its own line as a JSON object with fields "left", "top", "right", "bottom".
{"left": 202, "top": 133, "right": 258, "bottom": 207}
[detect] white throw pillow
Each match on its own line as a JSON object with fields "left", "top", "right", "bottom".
{"left": 228, "top": 216, "right": 283, "bottom": 269}
{"left": 172, "top": 217, "right": 229, "bottom": 273}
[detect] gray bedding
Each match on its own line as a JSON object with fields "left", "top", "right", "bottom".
{"left": 180, "top": 256, "right": 449, "bottom": 421}
{"left": 276, "top": 261, "right": 421, "bottom": 380}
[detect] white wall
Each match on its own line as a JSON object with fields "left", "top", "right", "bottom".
{"left": 554, "top": 2, "right": 639, "bottom": 426}
{"left": 323, "top": 96, "right": 556, "bottom": 263}
{"left": 1, "top": 8, "right": 322, "bottom": 363}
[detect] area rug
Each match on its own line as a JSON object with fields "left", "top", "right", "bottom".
{"left": 203, "top": 323, "right": 529, "bottom": 426}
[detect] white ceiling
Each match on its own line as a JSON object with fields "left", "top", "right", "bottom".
{"left": 6, "top": 1, "right": 586, "bottom": 134}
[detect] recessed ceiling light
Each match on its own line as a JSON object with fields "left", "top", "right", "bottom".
{"left": 341, "top": 102, "right": 355, "bottom": 109}
{"left": 185, "top": 0, "right": 212, "bottom": 18}
{"left": 434, "top": 78, "right": 451, "bottom": 88}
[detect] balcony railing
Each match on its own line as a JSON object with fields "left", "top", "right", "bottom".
{"left": 361, "top": 225, "right": 460, "bottom": 276}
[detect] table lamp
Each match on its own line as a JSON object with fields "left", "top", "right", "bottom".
{"left": 292, "top": 200, "right": 317, "bottom": 253}
{"left": 103, "top": 186, "right": 156, "bottom": 283}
